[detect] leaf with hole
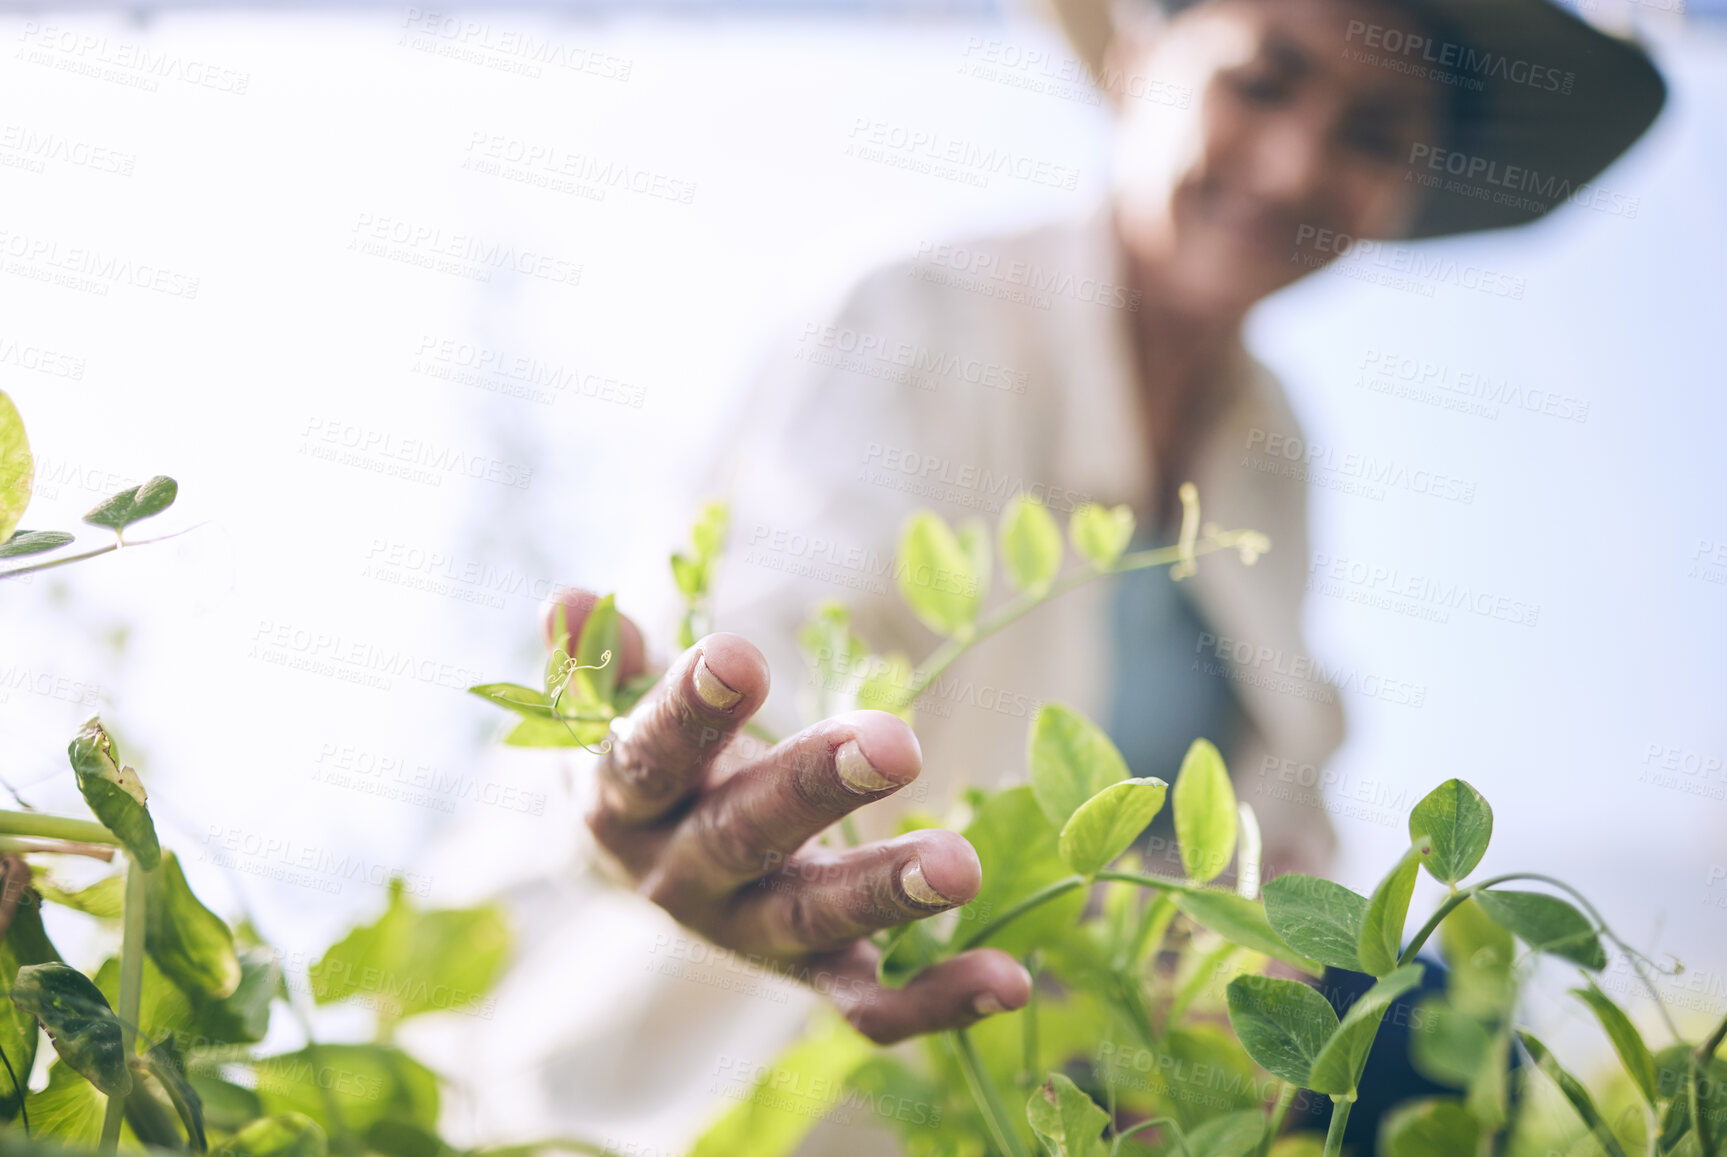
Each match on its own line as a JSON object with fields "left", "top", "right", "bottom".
{"left": 1262, "top": 874, "right": 1369, "bottom": 973}
{"left": 1025, "top": 1072, "right": 1109, "bottom": 1157}
{"left": 67, "top": 716, "right": 160, "bottom": 870}
{"left": 1058, "top": 777, "right": 1167, "bottom": 877}
{"left": 1408, "top": 780, "right": 1492, "bottom": 885}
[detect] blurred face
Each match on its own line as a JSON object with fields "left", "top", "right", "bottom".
{"left": 1109, "top": 0, "right": 1444, "bottom": 313}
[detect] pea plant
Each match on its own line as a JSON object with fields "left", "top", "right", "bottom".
{"left": 1, "top": 391, "right": 606, "bottom": 1157}
{"left": 475, "top": 491, "right": 1726, "bottom": 1157}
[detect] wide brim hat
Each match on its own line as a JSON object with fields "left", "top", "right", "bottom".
{"left": 1045, "top": 0, "right": 1667, "bottom": 238}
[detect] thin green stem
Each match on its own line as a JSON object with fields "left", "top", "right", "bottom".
{"left": 952, "top": 1029, "right": 1029, "bottom": 1157}
{"left": 100, "top": 854, "right": 147, "bottom": 1155}
{"left": 0, "top": 809, "right": 118, "bottom": 845}
{"left": 1258, "top": 1083, "right": 1296, "bottom": 1157}
{"left": 1398, "top": 890, "right": 1471, "bottom": 967}
{"left": 1113, "top": 1116, "right": 1191, "bottom": 1157}
{"left": 1697, "top": 1009, "right": 1727, "bottom": 1063}
{"left": 888, "top": 531, "right": 1266, "bottom": 713}
{"left": 1322, "top": 1096, "right": 1354, "bottom": 1157}
{"left": 953, "top": 874, "right": 1085, "bottom": 953}
{"left": 0, "top": 523, "right": 209, "bottom": 581}
{"left": 1094, "top": 870, "right": 1196, "bottom": 896}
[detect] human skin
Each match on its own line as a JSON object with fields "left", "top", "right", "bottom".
{"left": 560, "top": 0, "right": 1444, "bottom": 1043}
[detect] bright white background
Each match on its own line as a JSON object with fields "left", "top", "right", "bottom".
{"left": 1, "top": 3, "right": 1723, "bottom": 1149}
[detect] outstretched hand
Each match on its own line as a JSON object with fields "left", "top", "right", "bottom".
{"left": 546, "top": 590, "right": 1032, "bottom": 1044}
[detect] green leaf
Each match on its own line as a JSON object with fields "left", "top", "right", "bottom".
{"left": 1382, "top": 1099, "right": 1480, "bottom": 1157}
{"left": 1179, "top": 891, "right": 1321, "bottom": 975}
{"left": 999, "top": 494, "right": 1063, "bottom": 594}
{"left": 189, "top": 1074, "right": 263, "bottom": 1133}
{"left": 34, "top": 873, "right": 125, "bottom": 919}
{"left": 957, "top": 517, "right": 992, "bottom": 607}
{"left": 25, "top": 1063, "right": 106, "bottom": 1146}
{"left": 228, "top": 1113, "right": 330, "bottom": 1157}
{"left": 1407, "top": 996, "right": 1493, "bottom": 1088}
{"left": 10, "top": 962, "right": 131, "bottom": 1097}
{"left": 1307, "top": 963, "right": 1425, "bottom": 1095}
{"left": 310, "top": 879, "right": 509, "bottom": 1024}
{"left": 145, "top": 851, "right": 241, "bottom": 1002}
{"left": 137, "top": 1033, "right": 207, "bottom": 1151}
{"left": 1068, "top": 502, "right": 1135, "bottom": 569}
{"left": 1408, "top": 780, "right": 1493, "bottom": 885}
{"left": 1572, "top": 979, "right": 1656, "bottom": 1104}
{"left": 1517, "top": 1031, "right": 1630, "bottom": 1157}
{"left": 0, "top": 391, "right": 32, "bottom": 542}
{"left": 1474, "top": 890, "right": 1606, "bottom": 970}
{"left": 1028, "top": 704, "right": 1130, "bottom": 830}
{"left": 1184, "top": 1109, "right": 1266, "bottom": 1157}
{"left": 0, "top": 529, "right": 73, "bottom": 558}
{"left": 0, "top": 878, "right": 61, "bottom": 1121}
{"left": 670, "top": 552, "right": 703, "bottom": 598}
{"left": 1436, "top": 898, "right": 1515, "bottom": 1018}
{"left": 689, "top": 1014, "right": 873, "bottom": 1157}
{"left": 254, "top": 1043, "right": 440, "bottom": 1133}
{"left": 83, "top": 475, "right": 178, "bottom": 533}
{"left": 501, "top": 715, "right": 603, "bottom": 748}
{"left": 93, "top": 954, "right": 192, "bottom": 1052}
{"left": 67, "top": 716, "right": 161, "bottom": 870}
{"left": 1058, "top": 778, "right": 1168, "bottom": 877}
{"left": 188, "top": 946, "right": 281, "bottom": 1045}
{"left": 1262, "top": 874, "right": 1369, "bottom": 972}
{"left": 1173, "top": 738, "right": 1237, "bottom": 883}
{"left": 569, "top": 593, "right": 620, "bottom": 710}
{"left": 1357, "top": 840, "right": 1427, "bottom": 976}
{"left": 468, "top": 683, "right": 557, "bottom": 718}
{"left": 1225, "top": 974, "right": 1339, "bottom": 1087}
{"left": 855, "top": 652, "right": 917, "bottom": 722}
{"left": 959, "top": 786, "right": 1086, "bottom": 956}
{"left": 690, "top": 499, "right": 729, "bottom": 563}
{"left": 1025, "top": 1072, "right": 1110, "bottom": 1157}
{"left": 895, "top": 511, "right": 983, "bottom": 639}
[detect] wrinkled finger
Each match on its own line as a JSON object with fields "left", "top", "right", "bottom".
{"left": 593, "top": 633, "right": 768, "bottom": 825}
{"left": 725, "top": 830, "right": 980, "bottom": 956}
{"left": 648, "top": 711, "right": 921, "bottom": 900}
{"left": 540, "top": 589, "right": 648, "bottom": 682}
{"left": 814, "top": 942, "right": 1033, "bottom": 1046}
